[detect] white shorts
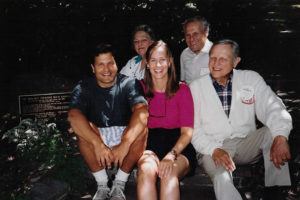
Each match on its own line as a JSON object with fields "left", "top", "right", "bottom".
{"left": 98, "top": 126, "right": 126, "bottom": 148}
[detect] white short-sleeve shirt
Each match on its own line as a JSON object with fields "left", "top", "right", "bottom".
{"left": 120, "top": 56, "right": 145, "bottom": 80}
{"left": 180, "top": 39, "right": 213, "bottom": 84}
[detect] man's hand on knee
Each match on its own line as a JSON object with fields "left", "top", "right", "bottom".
{"left": 270, "top": 135, "right": 291, "bottom": 169}
{"left": 212, "top": 148, "right": 236, "bottom": 172}
{"left": 93, "top": 142, "right": 114, "bottom": 169}
{"left": 112, "top": 142, "right": 130, "bottom": 167}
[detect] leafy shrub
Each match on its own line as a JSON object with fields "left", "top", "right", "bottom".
{"left": 0, "top": 118, "right": 77, "bottom": 199}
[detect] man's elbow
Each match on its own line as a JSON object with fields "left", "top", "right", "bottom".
{"left": 133, "top": 104, "right": 149, "bottom": 125}
{"left": 67, "top": 109, "right": 81, "bottom": 124}
{"left": 138, "top": 105, "right": 149, "bottom": 126}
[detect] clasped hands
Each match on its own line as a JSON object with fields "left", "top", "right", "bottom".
{"left": 92, "top": 141, "right": 130, "bottom": 169}
{"left": 212, "top": 135, "right": 290, "bottom": 172}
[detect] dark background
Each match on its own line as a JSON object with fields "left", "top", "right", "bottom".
{"left": 0, "top": 1, "right": 299, "bottom": 199}
{"left": 0, "top": 0, "right": 299, "bottom": 114}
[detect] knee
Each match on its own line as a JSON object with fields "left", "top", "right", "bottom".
{"left": 261, "top": 127, "right": 273, "bottom": 149}
{"left": 202, "top": 155, "right": 217, "bottom": 175}
{"left": 202, "top": 155, "right": 229, "bottom": 180}
{"left": 138, "top": 165, "right": 157, "bottom": 186}
{"left": 138, "top": 154, "right": 158, "bottom": 180}
{"left": 77, "top": 136, "right": 90, "bottom": 147}
{"left": 160, "top": 172, "right": 178, "bottom": 185}
{"left": 138, "top": 161, "right": 157, "bottom": 176}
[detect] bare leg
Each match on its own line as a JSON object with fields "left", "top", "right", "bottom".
{"left": 77, "top": 135, "right": 105, "bottom": 172}
{"left": 159, "top": 155, "right": 190, "bottom": 200}
{"left": 120, "top": 128, "right": 148, "bottom": 173}
{"left": 137, "top": 150, "right": 159, "bottom": 200}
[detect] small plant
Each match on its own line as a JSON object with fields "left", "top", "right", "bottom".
{"left": 0, "top": 118, "right": 76, "bottom": 199}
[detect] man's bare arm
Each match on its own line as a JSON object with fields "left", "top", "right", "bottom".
{"left": 112, "top": 103, "right": 148, "bottom": 167}
{"left": 68, "top": 109, "right": 101, "bottom": 143}
{"left": 68, "top": 108, "right": 113, "bottom": 168}
{"left": 123, "top": 103, "right": 148, "bottom": 143}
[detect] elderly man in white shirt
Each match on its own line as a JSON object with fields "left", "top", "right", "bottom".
{"left": 180, "top": 16, "right": 213, "bottom": 84}
{"left": 190, "top": 39, "right": 292, "bottom": 200}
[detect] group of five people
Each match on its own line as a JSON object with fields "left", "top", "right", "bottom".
{"left": 68, "top": 16, "right": 292, "bottom": 200}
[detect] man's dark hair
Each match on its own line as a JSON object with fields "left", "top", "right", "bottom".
{"left": 132, "top": 24, "right": 156, "bottom": 42}
{"left": 90, "top": 43, "right": 116, "bottom": 65}
{"left": 210, "top": 39, "right": 240, "bottom": 58}
{"left": 182, "top": 16, "right": 210, "bottom": 34}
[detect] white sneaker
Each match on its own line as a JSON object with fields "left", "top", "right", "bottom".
{"left": 109, "top": 180, "right": 126, "bottom": 200}
{"left": 92, "top": 182, "right": 110, "bottom": 200}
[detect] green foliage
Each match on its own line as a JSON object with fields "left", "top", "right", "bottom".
{"left": 0, "top": 118, "right": 77, "bottom": 199}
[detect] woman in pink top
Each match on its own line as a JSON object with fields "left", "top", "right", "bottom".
{"left": 137, "top": 40, "right": 196, "bottom": 200}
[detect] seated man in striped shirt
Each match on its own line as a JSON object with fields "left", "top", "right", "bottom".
{"left": 68, "top": 43, "right": 148, "bottom": 200}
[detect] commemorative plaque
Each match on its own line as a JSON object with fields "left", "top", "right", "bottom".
{"left": 18, "top": 92, "right": 71, "bottom": 120}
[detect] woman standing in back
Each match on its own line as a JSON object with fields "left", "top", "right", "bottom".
{"left": 120, "top": 24, "right": 156, "bottom": 80}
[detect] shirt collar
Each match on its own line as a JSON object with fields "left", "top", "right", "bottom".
{"left": 188, "top": 39, "right": 213, "bottom": 55}
{"left": 134, "top": 55, "right": 142, "bottom": 64}
{"left": 202, "top": 39, "right": 213, "bottom": 53}
{"left": 211, "top": 71, "right": 233, "bottom": 88}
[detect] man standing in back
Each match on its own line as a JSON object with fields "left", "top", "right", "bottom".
{"left": 180, "top": 16, "right": 213, "bottom": 84}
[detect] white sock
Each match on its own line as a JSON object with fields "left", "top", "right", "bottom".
{"left": 115, "top": 169, "right": 130, "bottom": 182}
{"left": 92, "top": 169, "right": 108, "bottom": 185}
